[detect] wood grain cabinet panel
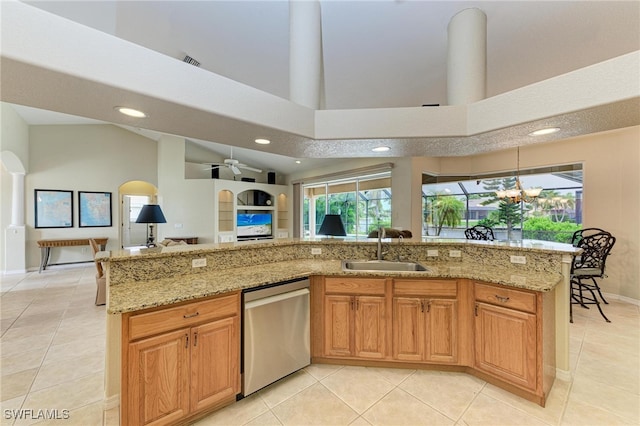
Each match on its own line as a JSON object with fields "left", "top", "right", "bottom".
{"left": 322, "top": 278, "right": 387, "bottom": 359}
{"left": 127, "top": 329, "right": 190, "bottom": 426}
{"left": 474, "top": 302, "right": 537, "bottom": 390}
{"left": 392, "top": 297, "right": 457, "bottom": 363}
{"left": 190, "top": 316, "right": 239, "bottom": 412}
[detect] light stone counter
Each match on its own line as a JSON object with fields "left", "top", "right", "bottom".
{"left": 105, "top": 239, "right": 577, "bottom": 314}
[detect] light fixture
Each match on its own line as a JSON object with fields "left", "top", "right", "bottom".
{"left": 317, "top": 214, "right": 346, "bottom": 238}
{"left": 372, "top": 146, "right": 390, "bottom": 152}
{"left": 255, "top": 138, "right": 271, "bottom": 145}
{"left": 135, "top": 204, "right": 167, "bottom": 247}
{"left": 295, "top": 160, "right": 301, "bottom": 164}
{"left": 115, "top": 107, "right": 147, "bottom": 118}
{"left": 495, "top": 147, "right": 542, "bottom": 203}
{"left": 529, "top": 127, "right": 560, "bottom": 136}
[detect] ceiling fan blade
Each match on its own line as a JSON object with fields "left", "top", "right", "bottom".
{"left": 230, "top": 165, "right": 241, "bottom": 175}
{"left": 238, "top": 164, "right": 262, "bottom": 173}
{"left": 203, "top": 164, "right": 223, "bottom": 170}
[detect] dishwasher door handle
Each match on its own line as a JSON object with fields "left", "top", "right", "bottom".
{"left": 244, "top": 288, "right": 309, "bottom": 310}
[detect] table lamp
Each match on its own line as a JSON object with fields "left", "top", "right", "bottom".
{"left": 135, "top": 204, "right": 167, "bottom": 247}
{"left": 318, "top": 214, "right": 346, "bottom": 237}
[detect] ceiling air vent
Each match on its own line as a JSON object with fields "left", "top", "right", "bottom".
{"left": 183, "top": 55, "right": 201, "bottom": 67}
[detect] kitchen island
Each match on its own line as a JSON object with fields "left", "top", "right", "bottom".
{"left": 101, "top": 238, "right": 578, "bottom": 424}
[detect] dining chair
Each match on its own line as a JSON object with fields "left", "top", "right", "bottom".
{"left": 464, "top": 225, "right": 495, "bottom": 241}
{"left": 89, "top": 238, "right": 106, "bottom": 306}
{"left": 569, "top": 229, "right": 616, "bottom": 323}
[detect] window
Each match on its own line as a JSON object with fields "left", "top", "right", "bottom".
{"left": 302, "top": 172, "right": 392, "bottom": 238}
{"left": 422, "top": 166, "right": 583, "bottom": 243}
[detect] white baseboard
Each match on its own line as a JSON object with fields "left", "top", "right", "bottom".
{"left": 103, "top": 394, "right": 119, "bottom": 411}
{"left": 602, "top": 292, "right": 640, "bottom": 306}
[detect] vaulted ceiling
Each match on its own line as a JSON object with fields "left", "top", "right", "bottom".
{"left": 3, "top": 1, "right": 640, "bottom": 174}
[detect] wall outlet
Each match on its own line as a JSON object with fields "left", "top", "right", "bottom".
{"left": 192, "top": 258, "right": 207, "bottom": 268}
{"left": 427, "top": 249, "right": 439, "bottom": 257}
{"left": 510, "top": 255, "right": 526, "bottom": 264}
{"left": 174, "top": 223, "right": 183, "bottom": 229}
{"left": 449, "top": 250, "right": 461, "bottom": 258}
{"left": 311, "top": 248, "right": 322, "bottom": 255}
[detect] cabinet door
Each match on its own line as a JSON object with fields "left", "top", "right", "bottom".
{"left": 128, "top": 328, "right": 190, "bottom": 426}
{"left": 324, "top": 295, "right": 353, "bottom": 357}
{"left": 392, "top": 297, "right": 424, "bottom": 361}
{"left": 425, "top": 299, "right": 457, "bottom": 363}
{"left": 475, "top": 302, "right": 536, "bottom": 390}
{"left": 354, "top": 296, "right": 386, "bottom": 359}
{"left": 191, "top": 316, "right": 240, "bottom": 412}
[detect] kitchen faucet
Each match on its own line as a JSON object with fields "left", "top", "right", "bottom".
{"left": 377, "top": 226, "right": 386, "bottom": 260}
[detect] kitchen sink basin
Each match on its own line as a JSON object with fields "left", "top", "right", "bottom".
{"left": 342, "top": 260, "right": 430, "bottom": 272}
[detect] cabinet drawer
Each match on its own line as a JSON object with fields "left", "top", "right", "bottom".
{"left": 474, "top": 282, "right": 536, "bottom": 313}
{"left": 394, "top": 279, "right": 457, "bottom": 297}
{"left": 325, "top": 277, "right": 386, "bottom": 295}
{"left": 128, "top": 293, "right": 239, "bottom": 341}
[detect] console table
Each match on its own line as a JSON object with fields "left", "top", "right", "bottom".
{"left": 37, "top": 238, "right": 108, "bottom": 272}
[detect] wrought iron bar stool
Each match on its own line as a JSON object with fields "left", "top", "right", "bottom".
{"left": 569, "top": 228, "right": 616, "bottom": 323}
{"left": 464, "top": 225, "right": 495, "bottom": 241}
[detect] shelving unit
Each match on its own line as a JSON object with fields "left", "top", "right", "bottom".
{"left": 212, "top": 181, "right": 291, "bottom": 242}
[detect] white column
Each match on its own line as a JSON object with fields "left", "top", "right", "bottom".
{"left": 447, "top": 8, "right": 487, "bottom": 105}
{"left": 289, "top": 0, "right": 322, "bottom": 109}
{"left": 11, "top": 172, "right": 25, "bottom": 226}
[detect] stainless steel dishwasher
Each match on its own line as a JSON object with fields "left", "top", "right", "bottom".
{"left": 243, "top": 277, "right": 310, "bottom": 395}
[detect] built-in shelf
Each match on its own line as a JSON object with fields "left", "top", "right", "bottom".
{"left": 213, "top": 182, "right": 290, "bottom": 243}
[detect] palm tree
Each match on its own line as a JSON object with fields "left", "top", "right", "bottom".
{"left": 538, "top": 191, "right": 576, "bottom": 222}
{"left": 430, "top": 195, "right": 464, "bottom": 236}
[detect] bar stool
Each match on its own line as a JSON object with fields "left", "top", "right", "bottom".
{"left": 569, "top": 229, "right": 616, "bottom": 323}
{"left": 465, "top": 225, "right": 495, "bottom": 241}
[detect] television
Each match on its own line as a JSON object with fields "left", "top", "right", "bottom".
{"left": 237, "top": 212, "right": 272, "bottom": 239}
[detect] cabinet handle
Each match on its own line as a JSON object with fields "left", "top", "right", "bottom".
{"left": 350, "top": 298, "right": 355, "bottom": 310}
{"left": 495, "top": 295, "right": 510, "bottom": 303}
{"left": 194, "top": 332, "right": 198, "bottom": 347}
{"left": 355, "top": 298, "right": 359, "bottom": 310}
{"left": 426, "top": 301, "right": 431, "bottom": 313}
{"left": 474, "top": 304, "right": 478, "bottom": 316}
{"left": 183, "top": 312, "right": 200, "bottom": 319}
{"left": 420, "top": 300, "right": 425, "bottom": 313}
{"left": 185, "top": 333, "right": 189, "bottom": 348}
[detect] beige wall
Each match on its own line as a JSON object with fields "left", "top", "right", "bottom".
{"left": 26, "top": 124, "right": 157, "bottom": 269}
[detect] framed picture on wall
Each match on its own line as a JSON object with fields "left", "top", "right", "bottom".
{"left": 78, "top": 191, "right": 112, "bottom": 227}
{"left": 34, "top": 189, "right": 73, "bottom": 228}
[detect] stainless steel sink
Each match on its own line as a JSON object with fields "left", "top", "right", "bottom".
{"left": 342, "top": 260, "right": 430, "bottom": 272}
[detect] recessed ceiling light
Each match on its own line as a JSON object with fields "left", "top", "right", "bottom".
{"left": 295, "top": 160, "right": 301, "bottom": 164}
{"left": 372, "top": 146, "right": 390, "bottom": 152}
{"left": 529, "top": 127, "right": 560, "bottom": 136}
{"left": 255, "top": 138, "right": 271, "bottom": 145}
{"left": 115, "top": 107, "right": 146, "bottom": 118}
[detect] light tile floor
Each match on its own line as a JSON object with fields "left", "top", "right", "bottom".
{"left": 1, "top": 265, "right": 639, "bottom": 425}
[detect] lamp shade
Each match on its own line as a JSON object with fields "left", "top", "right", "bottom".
{"left": 318, "top": 214, "right": 346, "bottom": 237}
{"left": 135, "top": 204, "right": 167, "bottom": 224}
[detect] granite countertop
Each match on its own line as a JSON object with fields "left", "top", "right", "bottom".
{"left": 108, "top": 259, "right": 563, "bottom": 314}
{"left": 103, "top": 238, "right": 580, "bottom": 262}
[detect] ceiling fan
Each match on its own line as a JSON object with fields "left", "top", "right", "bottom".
{"left": 203, "top": 147, "right": 262, "bottom": 175}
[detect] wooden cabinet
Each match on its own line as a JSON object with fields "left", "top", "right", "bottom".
{"left": 322, "top": 277, "right": 387, "bottom": 359}
{"left": 123, "top": 292, "right": 240, "bottom": 426}
{"left": 392, "top": 279, "right": 458, "bottom": 363}
{"left": 473, "top": 282, "right": 538, "bottom": 392}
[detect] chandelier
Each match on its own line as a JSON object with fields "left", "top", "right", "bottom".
{"left": 495, "top": 147, "right": 542, "bottom": 203}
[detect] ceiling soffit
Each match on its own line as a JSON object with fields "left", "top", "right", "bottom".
{"left": 1, "top": 2, "right": 639, "bottom": 159}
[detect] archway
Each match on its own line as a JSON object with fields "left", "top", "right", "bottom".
{"left": 119, "top": 181, "right": 158, "bottom": 248}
